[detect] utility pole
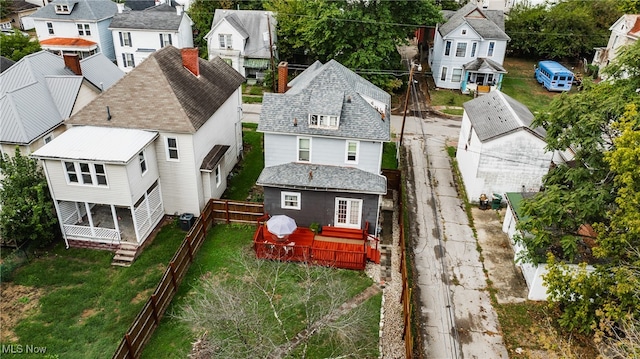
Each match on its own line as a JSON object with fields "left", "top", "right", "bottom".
{"left": 267, "top": 13, "right": 276, "bottom": 93}
{"left": 399, "top": 62, "right": 421, "bottom": 147}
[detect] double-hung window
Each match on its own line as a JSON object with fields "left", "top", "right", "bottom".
{"left": 77, "top": 23, "right": 91, "bottom": 36}
{"left": 122, "top": 53, "right": 135, "bottom": 68}
{"left": 297, "top": 137, "right": 310, "bottom": 162}
{"left": 65, "top": 162, "right": 78, "bottom": 183}
{"left": 471, "top": 42, "right": 477, "bottom": 57}
{"left": 47, "top": 22, "right": 54, "bottom": 35}
{"left": 440, "top": 66, "right": 448, "bottom": 81}
{"left": 444, "top": 41, "right": 452, "bottom": 56}
{"left": 215, "top": 165, "right": 221, "bottom": 187}
{"left": 166, "top": 137, "right": 179, "bottom": 160}
{"left": 452, "top": 69, "right": 462, "bottom": 83}
{"left": 139, "top": 151, "right": 147, "bottom": 174}
{"left": 488, "top": 41, "right": 495, "bottom": 57}
{"left": 345, "top": 141, "right": 358, "bottom": 163}
{"left": 455, "top": 42, "right": 467, "bottom": 57}
{"left": 119, "top": 32, "right": 132, "bottom": 47}
{"left": 281, "top": 192, "right": 301, "bottom": 210}
{"left": 64, "top": 161, "right": 108, "bottom": 186}
{"left": 160, "top": 33, "right": 172, "bottom": 47}
{"left": 219, "top": 34, "right": 232, "bottom": 49}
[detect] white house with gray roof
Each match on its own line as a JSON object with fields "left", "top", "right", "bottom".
{"left": 257, "top": 60, "right": 389, "bottom": 235}
{"left": 32, "top": 47, "right": 244, "bottom": 257}
{"left": 204, "top": 9, "right": 276, "bottom": 82}
{"left": 429, "top": 3, "right": 510, "bottom": 93}
{"left": 109, "top": 2, "right": 193, "bottom": 72}
{"left": 30, "top": 0, "right": 119, "bottom": 60}
{"left": 0, "top": 50, "right": 123, "bottom": 158}
{"left": 455, "top": 90, "right": 552, "bottom": 202}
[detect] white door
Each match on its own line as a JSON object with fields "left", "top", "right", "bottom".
{"left": 334, "top": 198, "right": 362, "bottom": 229}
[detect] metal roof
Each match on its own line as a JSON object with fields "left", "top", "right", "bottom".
{"left": 257, "top": 163, "right": 387, "bottom": 194}
{"left": 258, "top": 60, "right": 391, "bottom": 141}
{"left": 79, "top": 52, "right": 125, "bottom": 90}
{"left": 32, "top": 126, "right": 158, "bottom": 163}
{"left": 438, "top": 3, "right": 510, "bottom": 41}
{"left": 200, "top": 144, "right": 229, "bottom": 171}
{"left": 206, "top": 9, "right": 276, "bottom": 60}
{"left": 462, "top": 90, "right": 545, "bottom": 142}
{"left": 45, "top": 76, "right": 83, "bottom": 118}
{"left": 109, "top": 4, "right": 186, "bottom": 31}
{"left": 31, "top": 0, "right": 118, "bottom": 21}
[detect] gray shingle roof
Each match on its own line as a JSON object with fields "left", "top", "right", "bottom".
{"left": 31, "top": 0, "right": 118, "bottom": 21}
{"left": 258, "top": 60, "right": 391, "bottom": 141}
{"left": 462, "top": 90, "right": 545, "bottom": 142}
{"left": 257, "top": 163, "right": 387, "bottom": 194}
{"left": 463, "top": 57, "right": 507, "bottom": 73}
{"left": 207, "top": 9, "right": 275, "bottom": 60}
{"left": 109, "top": 4, "right": 186, "bottom": 31}
{"left": 0, "top": 56, "right": 15, "bottom": 73}
{"left": 0, "top": 51, "right": 123, "bottom": 145}
{"left": 438, "top": 3, "right": 510, "bottom": 41}
{"left": 66, "top": 46, "right": 245, "bottom": 133}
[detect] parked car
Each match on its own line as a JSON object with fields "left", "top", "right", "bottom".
{"left": 0, "top": 28, "right": 29, "bottom": 37}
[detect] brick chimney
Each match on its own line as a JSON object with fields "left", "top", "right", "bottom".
{"left": 63, "top": 54, "right": 82, "bottom": 76}
{"left": 278, "top": 61, "right": 288, "bottom": 93}
{"left": 181, "top": 48, "right": 199, "bottom": 77}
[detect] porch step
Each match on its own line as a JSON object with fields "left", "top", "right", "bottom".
{"left": 111, "top": 243, "right": 140, "bottom": 267}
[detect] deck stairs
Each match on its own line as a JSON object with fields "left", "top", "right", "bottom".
{"left": 112, "top": 242, "right": 140, "bottom": 267}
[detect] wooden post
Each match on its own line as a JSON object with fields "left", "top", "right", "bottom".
{"left": 125, "top": 333, "right": 135, "bottom": 359}
{"left": 169, "top": 261, "right": 178, "bottom": 292}
{"left": 400, "top": 62, "right": 420, "bottom": 147}
{"left": 186, "top": 235, "right": 193, "bottom": 261}
{"left": 224, "top": 200, "right": 230, "bottom": 224}
{"left": 150, "top": 294, "right": 159, "bottom": 324}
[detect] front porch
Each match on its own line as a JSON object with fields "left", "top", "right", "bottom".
{"left": 253, "top": 223, "right": 380, "bottom": 270}
{"left": 461, "top": 57, "right": 507, "bottom": 95}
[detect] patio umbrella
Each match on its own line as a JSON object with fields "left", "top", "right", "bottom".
{"left": 266, "top": 215, "right": 297, "bottom": 238}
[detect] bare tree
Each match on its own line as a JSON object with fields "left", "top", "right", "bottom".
{"left": 178, "top": 250, "right": 378, "bottom": 359}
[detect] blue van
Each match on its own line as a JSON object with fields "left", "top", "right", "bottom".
{"left": 535, "top": 61, "right": 574, "bottom": 92}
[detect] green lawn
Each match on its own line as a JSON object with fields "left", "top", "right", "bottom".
{"left": 222, "top": 123, "right": 264, "bottom": 201}
{"left": 1, "top": 220, "right": 186, "bottom": 358}
{"left": 382, "top": 141, "right": 398, "bottom": 169}
{"left": 142, "top": 224, "right": 379, "bottom": 358}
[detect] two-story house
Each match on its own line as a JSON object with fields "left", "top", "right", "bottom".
{"left": 592, "top": 14, "right": 640, "bottom": 79}
{"left": 204, "top": 9, "right": 276, "bottom": 82}
{"left": 30, "top": 0, "right": 118, "bottom": 60}
{"left": 257, "top": 61, "right": 389, "bottom": 235}
{"left": 1, "top": 50, "right": 123, "bottom": 158}
{"left": 429, "top": 3, "right": 510, "bottom": 94}
{"left": 32, "top": 47, "right": 245, "bottom": 255}
{"left": 109, "top": 1, "right": 193, "bottom": 72}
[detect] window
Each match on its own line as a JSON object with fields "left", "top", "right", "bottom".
{"left": 487, "top": 74, "right": 494, "bottom": 84}
{"left": 80, "top": 162, "right": 92, "bottom": 184}
{"left": 471, "top": 42, "right": 477, "bottom": 57}
{"left": 122, "top": 53, "right": 135, "bottom": 68}
{"left": 461, "top": 29, "right": 467, "bottom": 35}
{"left": 77, "top": 23, "right": 90, "bottom": 36}
{"left": 47, "top": 22, "right": 54, "bottom": 35}
{"left": 345, "top": 141, "right": 358, "bottom": 163}
{"left": 55, "top": 4, "right": 69, "bottom": 13}
{"left": 138, "top": 151, "right": 147, "bottom": 174}
{"left": 452, "top": 68, "right": 462, "bottom": 82}
{"left": 119, "top": 32, "right": 132, "bottom": 47}
{"left": 65, "top": 162, "right": 78, "bottom": 183}
{"left": 444, "top": 41, "right": 452, "bottom": 56}
{"left": 219, "top": 34, "right": 232, "bottom": 49}
{"left": 166, "top": 137, "right": 179, "bottom": 160}
{"left": 309, "top": 114, "right": 318, "bottom": 126}
{"left": 43, "top": 135, "right": 53, "bottom": 144}
{"left": 335, "top": 198, "right": 362, "bottom": 228}
{"left": 160, "top": 33, "right": 172, "bottom": 47}
{"left": 297, "top": 137, "right": 310, "bottom": 162}
{"left": 440, "top": 66, "right": 448, "bottom": 81}
{"left": 455, "top": 42, "right": 467, "bottom": 57}
{"left": 309, "top": 114, "right": 339, "bottom": 128}
{"left": 94, "top": 164, "right": 107, "bottom": 185}
{"left": 215, "top": 164, "right": 221, "bottom": 187}
{"left": 488, "top": 41, "right": 495, "bottom": 57}
{"left": 281, "top": 192, "right": 301, "bottom": 210}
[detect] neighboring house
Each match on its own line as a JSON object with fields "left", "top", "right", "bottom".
{"left": 592, "top": 14, "right": 640, "bottom": 78}
{"left": 29, "top": 0, "right": 118, "bottom": 60}
{"left": 205, "top": 9, "right": 276, "bottom": 82}
{"left": 428, "top": 3, "right": 510, "bottom": 94}
{"left": 257, "top": 61, "right": 390, "bottom": 235}
{"left": 473, "top": 0, "right": 554, "bottom": 12}
{"left": 109, "top": 1, "right": 193, "bottom": 72}
{"left": 0, "top": 50, "right": 123, "bottom": 158}
{"left": 502, "top": 192, "right": 596, "bottom": 300}
{"left": 32, "top": 47, "right": 245, "bottom": 252}
{"left": 456, "top": 90, "right": 552, "bottom": 202}
{"left": 3, "top": 0, "right": 40, "bottom": 30}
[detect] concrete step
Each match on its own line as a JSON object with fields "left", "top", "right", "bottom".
{"left": 115, "top": 249, "right": 137, "bottom": 257}
{"left": 118, "top": 243, "right": 138, "bottom": 250}
{"left": 111, "top": 261, "right": 132, "bottom": 267}
{"left": 113, "top": 254, "right": 135, "bottom": 261}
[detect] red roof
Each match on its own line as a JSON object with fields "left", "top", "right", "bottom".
{"left": 40, "top": 37, "right": 97, "bottom": 47}
{"left": 629, "top": 17, "right": 640, "bottom": 40}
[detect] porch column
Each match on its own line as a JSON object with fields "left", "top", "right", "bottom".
{"left": 74, "top": 202, "right": 82, "bottom": 223}
{"left": 497, "top": 73, "right": 504, "bottom": 90}
{"left": 84, "top": 202, "right": 96, "bottom": 237}
{"left": 110, "top": 204, "right": 121, "bottom": 243}
{"left": 130, "top": 205, "right": 141, "bottom": 243}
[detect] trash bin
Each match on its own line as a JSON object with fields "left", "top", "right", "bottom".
{"left": 179, "top": 213, "right": 195, "bottom": 231}
{"left": 491, "top": 193, "right": 502, "bottom": 210}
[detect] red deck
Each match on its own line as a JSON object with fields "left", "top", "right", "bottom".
{"left": 253, "top": 224, "right": 380, "bottom": 270}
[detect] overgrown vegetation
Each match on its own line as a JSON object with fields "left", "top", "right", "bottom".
{"left": 0, "top": 31, "right": 41, "bottom": 61}
{"left": 382, "top": 141, "right": 398, "bottom": 169}
{"left": 223, "top": 123, "right": 264, "bottom": 201}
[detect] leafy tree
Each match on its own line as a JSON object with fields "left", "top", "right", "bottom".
{"left": 0, "top": 148, "right": 58, "bottom": 247}
{"left": 517, "top": 41, "right": 640, "bottom": 334}
{"left": 265, "top": 0, "right": 441, "bottom": 91}
{"left": 0, "top": 0, "right": 10, "bottom": 19}
{"left": 0, "top": 31, "right": 41, "bottom": 61}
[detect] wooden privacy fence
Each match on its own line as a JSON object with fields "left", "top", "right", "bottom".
{"left": 112, "top": 199, "right": 215, "bottom": 359}
{"left": 211, "top": 199, "right": 264, "bottom": 224}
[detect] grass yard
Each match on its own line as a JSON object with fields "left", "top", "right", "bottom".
{"left": 0, "top": 219, "right": 186, "bottom": 358}
{"left": 382, "top": 141, "right": 398, "bottom": 169}
{"left": 142, "top": 224, "right": 380, "bottom": 358}
{"left": 223, "top": 123, "right": 264, "bottom": 201}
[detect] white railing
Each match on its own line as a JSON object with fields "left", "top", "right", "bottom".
{"left": 63, "top": 224, "right": 120, "bottom": 244}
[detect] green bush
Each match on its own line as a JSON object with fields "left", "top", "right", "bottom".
{"left": 0, "top": 250, "right": 28, "bottom": 283}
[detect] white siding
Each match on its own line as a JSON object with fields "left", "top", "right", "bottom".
{"left": 42, "top": 159, "right": 132, "bottom": 205}
{"left": 456, "top": 113, "right": 483, "bottom": 200}
{"left": 206, "top": 20, "right": 244, "bottom": 75}
{"left": 71, "top": 81, "right": 101, "bottom": 114}
{"left": 126, "top": 142, "right": 160, "bottom": 204}
{"left": 264, "top": 133, "right": 383, "bottom": 174}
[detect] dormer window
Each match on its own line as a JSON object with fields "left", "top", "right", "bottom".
{"left": 219, "top": 34, "right": 232, "bottom": 49}
{"left": 309, "top": 114, "right": 339, "bottom": 129}
{"left": 55, "top": 4, "right": 72, "bottom": 14}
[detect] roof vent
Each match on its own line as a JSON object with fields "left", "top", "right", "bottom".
{"left": 106, "top": 106, "right": 112, "bottom": 121}
{"left": 293, "top": 118, "right": 297, "bottom": 127}
{"left": 347, "top": 96, "right": 351, "bottom": 103}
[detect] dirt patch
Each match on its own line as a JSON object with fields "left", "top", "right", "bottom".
{"left": 0, "top": 283, "right": 44, "bottom": 342}
{"left": 131, "top": 288, "right": 153, "bottom": 305}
